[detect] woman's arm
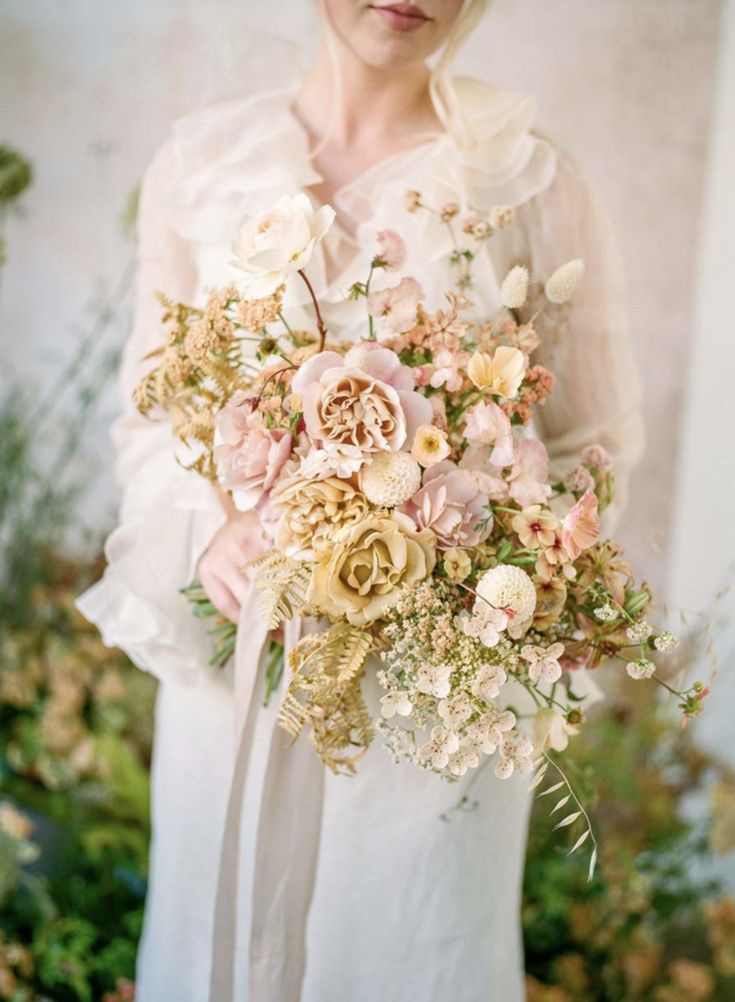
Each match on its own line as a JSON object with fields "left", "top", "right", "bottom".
{"left": 515, "top": 148, "right": 645, "bottom": 532}
{"left": 78, "top": 140, "right": 258, "bottom": 684}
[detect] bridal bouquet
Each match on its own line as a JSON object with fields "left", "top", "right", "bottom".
{"left": 135, "top": 190, "right": 706, "bottom": 812}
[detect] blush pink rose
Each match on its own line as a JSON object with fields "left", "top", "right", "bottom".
{"left": 292, "top": 346, "right": 432, "bottom": 465}
{"left": 215, "top": 392, "right": 292, "bottom": 511}
{"left": 400, "top": 460, "right": 491, "bottom": 549}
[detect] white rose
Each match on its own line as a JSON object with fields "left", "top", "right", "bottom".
{"left": 231, "top": 193, "right": 335, "bottom": 297}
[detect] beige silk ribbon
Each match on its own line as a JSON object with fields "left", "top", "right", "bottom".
{"left": 208, "top": 589, "right": 325, "bottom": 1002}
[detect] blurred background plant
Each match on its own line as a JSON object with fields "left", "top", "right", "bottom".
{"left": 0, "top": 145, "right": 732, "bottom": 1002}
{"left": 0, "top": 144, "right": 32, "bottom": 271}
{"left": 523, "top": 702, "right": 735, "bottom": 1002}
{"left": 0, "top": 150, "right": 154, "bottom": 1001}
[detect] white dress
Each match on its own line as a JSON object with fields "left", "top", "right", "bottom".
{"left": 78, "top": 75, "right": 644, "bottom": 1002}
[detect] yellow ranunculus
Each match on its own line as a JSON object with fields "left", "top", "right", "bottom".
{"left": 467, "top": 346, "right": 526, "bottom": 399}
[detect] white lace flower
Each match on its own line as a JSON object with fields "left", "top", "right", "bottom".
{"left": 544, "top": 258, "right": 585, "bottom": 304}
{"left": 462, "top": 607, "right": 509, "bottom": 648}
{"left": 415, "top": 663, "right": 452, "bottom": 699}
{"left": 500, "top": 265, "right": 529, "bottom": 309}
{"left": 507, "top": 615, "right": 534, "bottom": 641}
{"left": 626, "top": 621, "right": 654, "bottom": 644}
{"left": 437, "top": 694, "right": 473, "bottom": 730}
{"left": 466, "top": 709, "right": 516, "bottom": 754}
{"left": 448, "top": 738, "right": 481, "bottom": 777}
{"left": 494, "top": 731, "right": 535, "bottom": 779}
{"left": 489, "top": 205, "right": 515, "bottom": 230}
{"left": 418, "top": 726, "right": 460, "bottom": 770}
{"left": 380, "top": 690, "right": 414, "bottom": 720}
{"left": 521, "top": 642, "right": 565, "bottom": 685}
{"left": 361, "top": 451, "right": 422, "bottom": 507}
{"left": 475, "top": 565, "right": 537, "bottom": 623}
{"left": 627, "top": 658, "right": 656, "bottom": 680}
{"left": 654, "top": 630, "right": 679, "bottom": 653}
{"left": 594, "top": 603, "right": 618, "bottom": 622}
{"left": 471, "top": 663, "right": 508, "bottom": 702}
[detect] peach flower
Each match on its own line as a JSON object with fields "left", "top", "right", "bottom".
{"left": 562, "top": 490, "right": 600, "bottom": 559}
{"left": 293, "top": 346, "right": 432, "bottom": 468}
{"left": 411, "top": 425, "right": 451, "bottom": 467}
{"left": 467, "top": 346, "right": 526, "bottom": 398}
{"left": 400, "top": 461, "right": 491, "bottom": 550}
{"left": 215, "top": 393, "right": 292, "bottom": 511}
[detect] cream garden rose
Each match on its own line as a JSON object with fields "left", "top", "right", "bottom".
{"left": 271, "top": 473, "right": 369, "bottom": 560}
{"left": 230, "top": 193, "right": 335, "bottom": 298}
{"left": 308, "top": 512, "right": 436, "bottom": 626}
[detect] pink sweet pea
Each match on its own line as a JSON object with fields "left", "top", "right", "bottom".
{"left": 463, "top": 401, "right": 514, "bottom": 467}
{"left": 458, "top": 444, "right": 508, "bottom": 500}
{"left": 375, "top": 229, "right": 407, "bottom": 271}
{"left": 506, "top": 438, "right": 552, "bottom": 507}
{"left": 367, "top": 276, "right": 423, "bottom": 336}
{"left": 429, "top": 349, "right": 468, "bottom": 393}
{"left": 562, "top": 490, "right": 600, "bottom": 559}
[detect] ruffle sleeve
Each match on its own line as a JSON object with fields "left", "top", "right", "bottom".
{"left": 76, "top": 139, "right": 228, "bottom": 686}
{"left": 512, "top": 147, "right": 645, "bottom": 532}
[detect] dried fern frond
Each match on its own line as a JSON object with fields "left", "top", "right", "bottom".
{"left": 247, "top": 551, "right": 314, "bottom": 630}
{"left": 278, "top": 622, "right": 375, "bottom": 774}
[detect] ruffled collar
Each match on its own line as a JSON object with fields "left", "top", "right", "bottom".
{"left": 166, "top": 76, "right": 557, "bottom": 241}
{"left": 164, "top": 76, "right": 558, "bottom": 317}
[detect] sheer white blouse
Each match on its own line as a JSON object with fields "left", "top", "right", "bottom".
{"left": 77, "top": 75, "right": 644, "bottom": 1002}
{"left": 79, "top": 76, "right": 644, "bottom": 689}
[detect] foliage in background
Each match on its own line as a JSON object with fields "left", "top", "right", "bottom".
{"left": 523, "top": 701, "right": 735, "bottom": 1001}
{"left": 0, "top": 151, "right": 151, "bottom": 1000}
{"left": 0, "top": 144, "right": 33, "bottom": 267}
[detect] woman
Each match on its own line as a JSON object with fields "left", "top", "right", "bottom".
{"left": 79, "top": 1, "right": 644, "bottom": 999}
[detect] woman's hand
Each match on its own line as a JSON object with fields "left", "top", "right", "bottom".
{"left": 198, "top": 506, "right": 268, "bottom": 623}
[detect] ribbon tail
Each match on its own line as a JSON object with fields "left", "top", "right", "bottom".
{"left": 208, "top": 588, "right": 270, "bottom": 1002}
{"left": 248, "top": 614, "right": 325, "bottom": 1001}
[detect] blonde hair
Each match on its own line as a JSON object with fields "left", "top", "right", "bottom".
{"left": 313, "top": 0, "right": 491, "bottom": 153}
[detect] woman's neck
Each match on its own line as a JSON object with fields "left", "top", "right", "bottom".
{"left": 294, "top": 41, "right": 440, "bottom": 153}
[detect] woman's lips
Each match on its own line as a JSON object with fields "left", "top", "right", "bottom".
{"left": 370, "top": 3, "right": 431, "bottom": 32}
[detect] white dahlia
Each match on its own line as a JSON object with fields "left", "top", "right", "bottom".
{"left": 475, "top": 564, "right": 537, "bottom": 622}
{"left": 361, "top": 451, "right": 422, "bottom": 508}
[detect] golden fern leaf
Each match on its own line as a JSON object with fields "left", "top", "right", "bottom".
{"left": 249, "top": 552, "right": 313, "bottom": 630}
{"left": 278, "top": 622, "right": 375, "bottom": 774}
